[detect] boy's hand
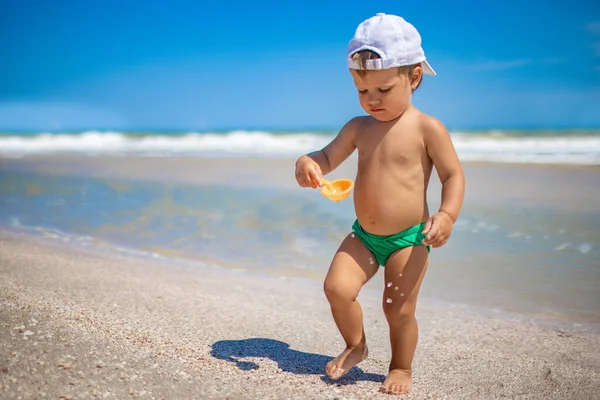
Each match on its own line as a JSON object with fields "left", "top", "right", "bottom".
{"left": 422, "top": 212, "right": 454, "bottom": 248}
{"left": 295, "top": 155, "right": 324, "bottom": 188}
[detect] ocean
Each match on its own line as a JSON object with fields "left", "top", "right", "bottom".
{"left": 1, "top": 129, "right": 600, "bottom": 164}
{"left": 1, "top": 129, "right": 599, "bottom": 331}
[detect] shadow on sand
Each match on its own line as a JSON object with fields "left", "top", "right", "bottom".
{"left": 210, "top": 337, "right": 385, "bottom": 385}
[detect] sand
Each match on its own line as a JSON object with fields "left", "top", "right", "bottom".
{"left": 2, "top": 155, "right": 600, "bottom": 213}
{"left": 1, "top": 229, "right": 599, "bottom": 399}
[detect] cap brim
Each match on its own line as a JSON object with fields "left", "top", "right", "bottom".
{"left": 421, "top": 59, "right": 436, "bottom": 76}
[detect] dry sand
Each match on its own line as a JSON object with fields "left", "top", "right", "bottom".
{"left": 1, "top": 230, "right": 599, "bottom": 399}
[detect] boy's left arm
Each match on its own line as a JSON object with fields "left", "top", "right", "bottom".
{"left": 421, "top": 116, "right": 466, "bottom": 248}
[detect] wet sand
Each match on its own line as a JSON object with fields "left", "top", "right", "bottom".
{"left": 1, "top": 230, "right": 599, "bottom": 399}
{"left": 2, "top": 155, "right": 600, "bottom": 212}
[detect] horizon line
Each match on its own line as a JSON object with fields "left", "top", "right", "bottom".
{"left": 1, "top": 126, "right": 600, "bottom": 135}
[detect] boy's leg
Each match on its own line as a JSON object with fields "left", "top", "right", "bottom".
{"left": 379, "top": 245, "right": 429, "bottom": 395}
{"left": 323, "top": 232, "right": 379, "bottom": 379}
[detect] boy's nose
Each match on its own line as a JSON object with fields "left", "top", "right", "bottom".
{"left": 367, "top": 95, "right": 380, "bottom": 105}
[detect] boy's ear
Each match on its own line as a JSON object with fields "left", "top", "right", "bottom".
{"left": 411, "top": 66, "right": 423, "bottom": 89}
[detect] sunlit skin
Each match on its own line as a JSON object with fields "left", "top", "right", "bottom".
{"left": 295, "top": 64, "right": 465, "bottom": 395}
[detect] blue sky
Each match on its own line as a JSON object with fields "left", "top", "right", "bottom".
{"left": 1, "top": 0, "right": 599, "bottom": 132}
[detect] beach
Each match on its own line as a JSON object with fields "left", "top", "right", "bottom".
{"left": 2, "top": 230, "right": 600, "bottom": 400}
{"left": 4, "top": 0, "right": 600, "bottom": 397}
{"left": 1, "top": 154, "right": 600, "bottom": 399}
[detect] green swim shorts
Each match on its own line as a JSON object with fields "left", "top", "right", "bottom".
{"left": 351, "top": 219, "right": 430, "bottom": 267}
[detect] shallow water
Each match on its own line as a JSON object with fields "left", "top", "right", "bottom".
{"left": 1, "top": 167, "right": 599, "bottom": 325}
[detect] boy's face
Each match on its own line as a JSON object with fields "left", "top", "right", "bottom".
{"left": 350, "top": 67, "right": 419, "bottom": 122}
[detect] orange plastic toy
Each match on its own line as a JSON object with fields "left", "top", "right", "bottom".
{"left": 320, "top": 178, "right": 354, "bottom": 202}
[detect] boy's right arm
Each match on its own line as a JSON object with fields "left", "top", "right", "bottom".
{"left": 295, "top": 117, "right": 361, "bottom": 188}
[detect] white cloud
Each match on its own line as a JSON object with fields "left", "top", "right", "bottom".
{"left": 435, "top": 57, "right": 570, "bottom": 72}
{"left": 585, "top": 22, "right": 600, "bottom": 35}
{"left": 540, "top": 57, "right": 567, "bottom": 64}
{"left": 470, "top": 59, "right": 532, "bottom": 71}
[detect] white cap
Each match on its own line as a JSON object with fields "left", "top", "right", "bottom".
{"left": 347, "top": 13, "right": 436, "bottom": 76}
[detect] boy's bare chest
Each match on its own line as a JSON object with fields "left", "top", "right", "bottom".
{"left": 356, "top": 128, "right": 424, "bottom": 166}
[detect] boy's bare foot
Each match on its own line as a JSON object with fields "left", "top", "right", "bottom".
{"left": 379, "top": 369, "right": 411, "bottom": 395}
{"left": 325, "top": 344, "right": 368, "bottom": 380}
